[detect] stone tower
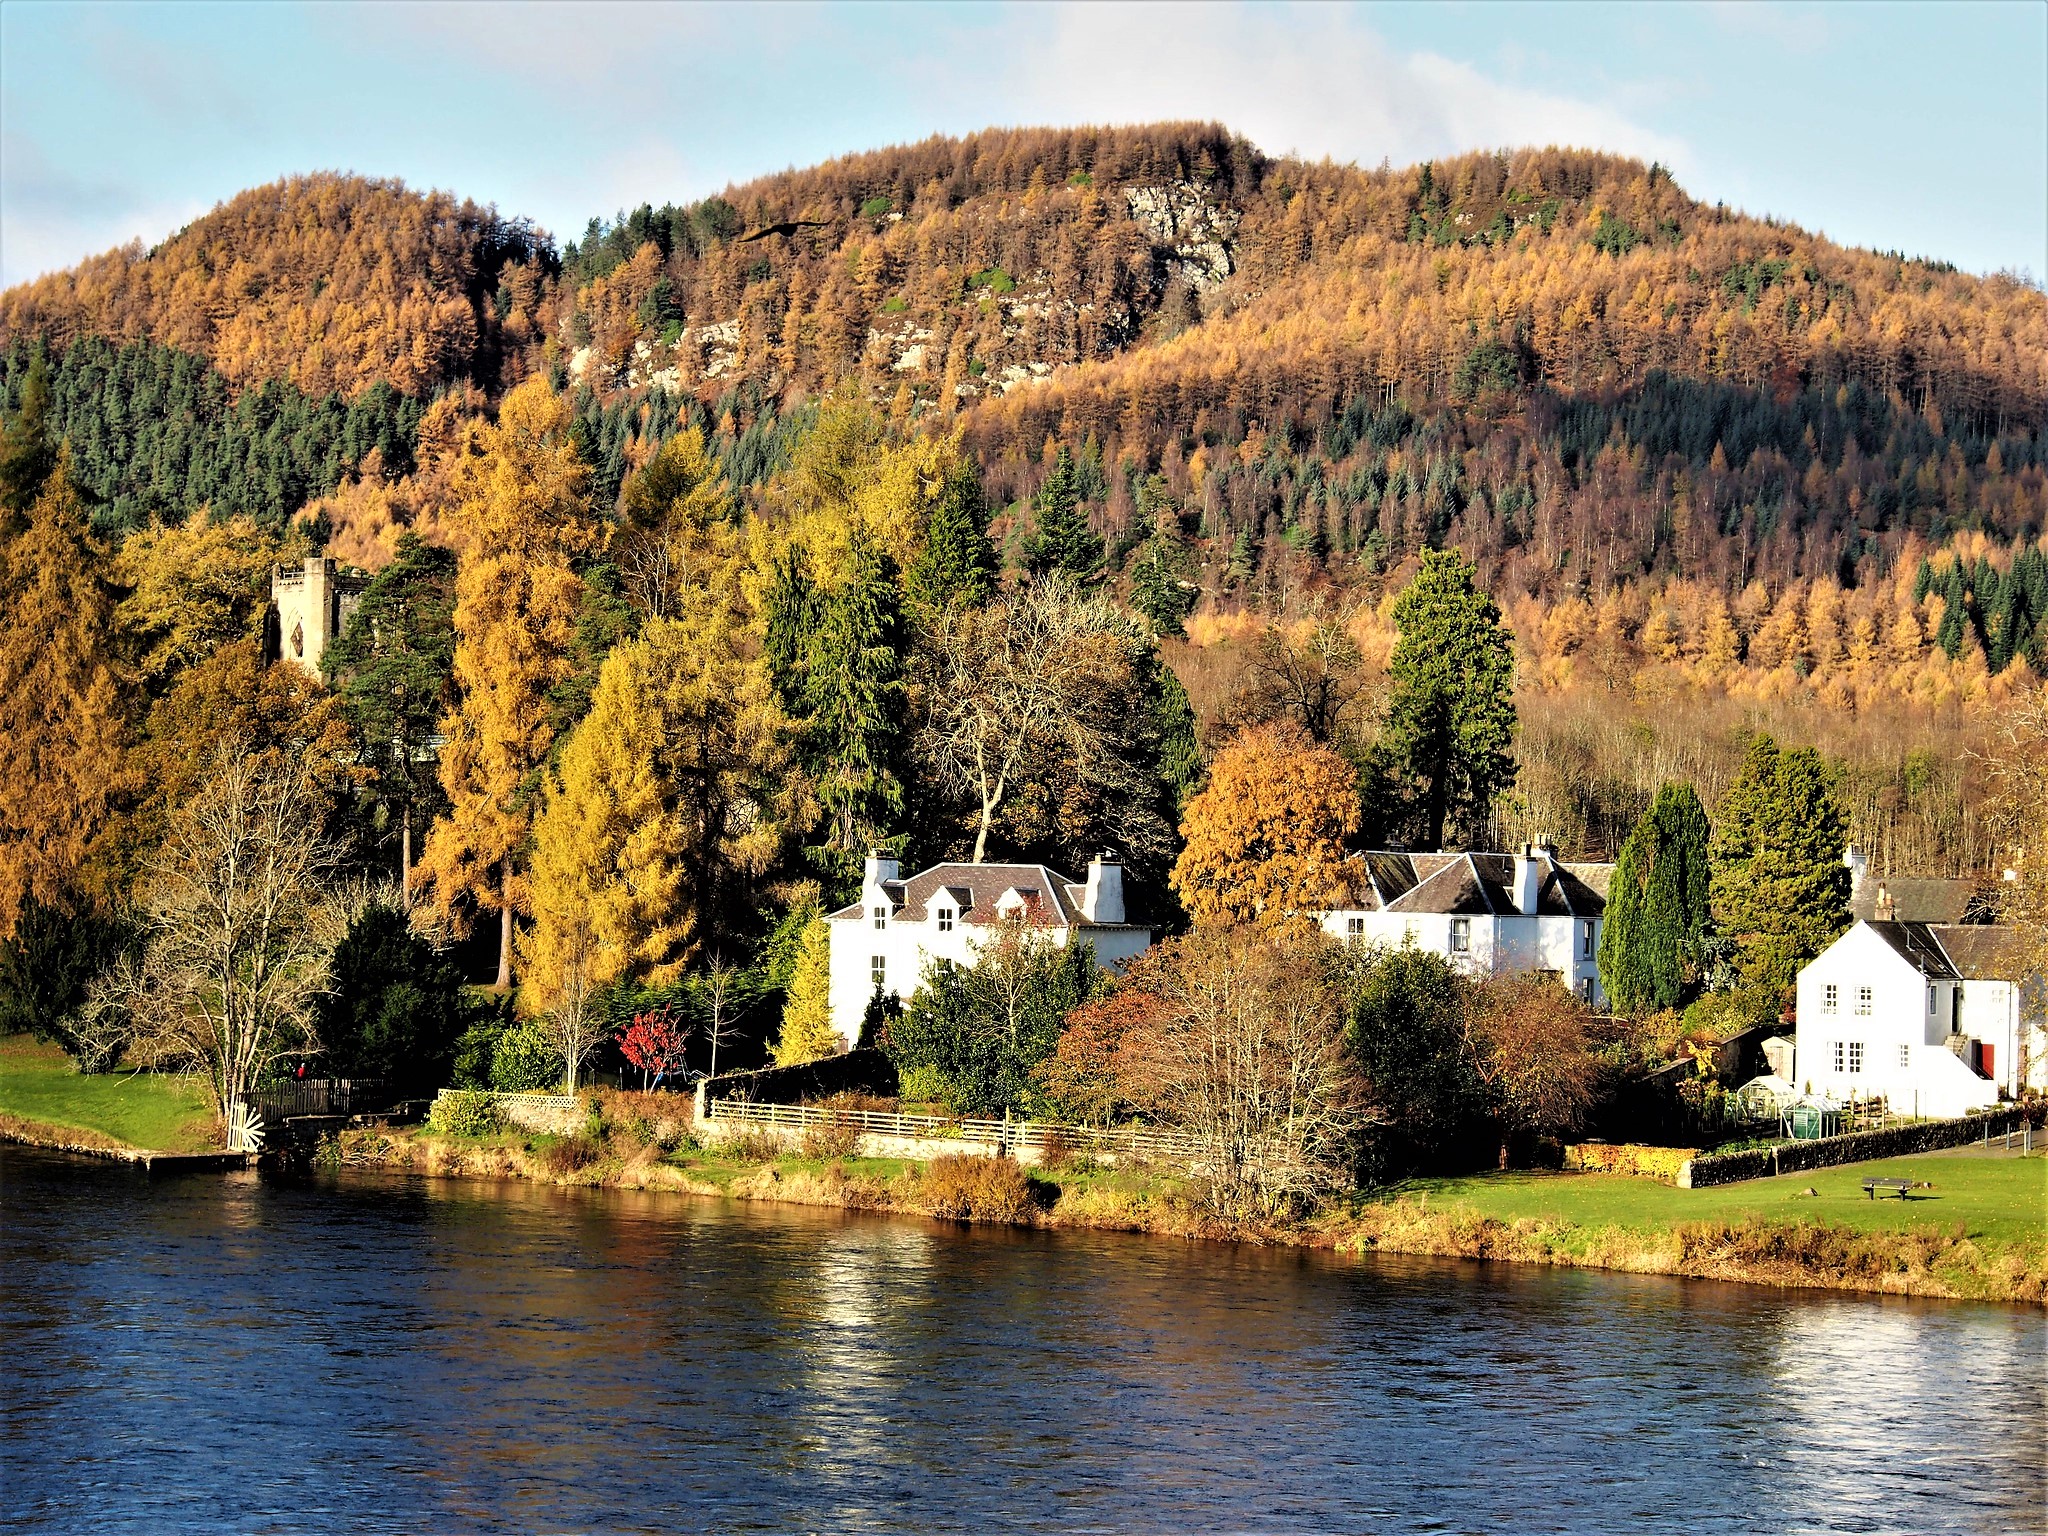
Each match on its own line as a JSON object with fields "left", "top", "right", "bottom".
{"left": 271, "top": 557, "right": 367, "bottom": 678}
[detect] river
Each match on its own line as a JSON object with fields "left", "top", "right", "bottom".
{"left": 1, "top": 1144, "right": 2041, "bottom": 1534}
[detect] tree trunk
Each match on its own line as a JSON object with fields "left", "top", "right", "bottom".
{"left": 495, "top": 858, "right": 513, "bottom": 990}
{"left": 400, "top": 804, "right": 412, "bottom": 910}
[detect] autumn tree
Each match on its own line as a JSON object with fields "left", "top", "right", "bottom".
{"left": 113, "top": 512, "right": 287, "bottom": 689}
{"left": 1380, "top": 549, "right": 1516, "bottom": 849}
{"left": 323, "top": 533, "right": 457, "bottom": 904}
{"left": 0, "top": 454, "right": 133, "bottom": 932}
{"left": 1464, "top": 973, "right": 1601, "bottom": 1167}
{"left": 1170, "top": 720, "right": 1359, "bottom": 926}
{"left": 1598, "top": 782, "right": 1712, "bottom": 1013}
{"left": 615, "top": 427, "right": 732, "bottom": 618}
{"left": 419, "top": 376, "right": 598, "bottom": 987}
{"left": 1710, "top": 735, "right": 1850, "bottom": 998}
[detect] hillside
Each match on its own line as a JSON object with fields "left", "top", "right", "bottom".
{"left": 2, "top": 127, "right": 2042, "bottom": 611}
{"left": 0, "top": 173, "right": 550, "bottom": 400}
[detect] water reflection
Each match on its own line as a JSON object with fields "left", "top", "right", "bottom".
{"left": 1, "top": 1145, "right": 2041, "bottom": 1535}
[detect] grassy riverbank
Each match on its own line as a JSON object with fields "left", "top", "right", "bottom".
{"left": 0, "top": 1035, "right": 217, "bottom": 1153}
{"left": 321, "top": 1095, "right": 2048, "bottom": 1305}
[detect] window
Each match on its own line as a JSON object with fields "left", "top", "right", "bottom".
{"left": 1449, "top": 918, "right": 1471, "bottom": 954}
{"left": 1345, "top": 916, "right": 1365, "bottom": 944}
{"left": 872, "top": 905, "right": 887, "bottom": 931}
{"left": 1832, "top": 1041, "right": 1845, "bottom": 1072}
{"left": 1847, "top": 1042, "right": 1863, "bottom": 1074}
{"left": 870, "top": 955, "right": 885, "bottom": 988}
{"left": 1582, "top": 921, "right": 1595, "bottom": 959}
{"left": 936, "top": 907, "right": 954, "bottom": 932}
{"left": 1854, "top": 987, "right": 1872, "bottom": 1017}
{"left": 1927, "top": 985, "right": 1937, "bottom": 1016}
{"left": 1822, "top": 984, "right": 1839, "bottom": 1015}
{"left": 1898, "top": 1044, "right": 1911, "bottom": 1068}
{"left": 1578, "top": 976, "right": 1594, "bottom": 1004}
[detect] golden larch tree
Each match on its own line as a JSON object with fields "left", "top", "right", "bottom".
{"left": 420, "top": 376, "right": 597, "bottom": 987}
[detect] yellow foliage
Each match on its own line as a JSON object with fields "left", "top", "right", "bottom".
{"left": 114, "top": 512, "right": 291, "bottom": 685}
{"left": 772, "top": 917, "right": 841, "bottom": 1066}
{"left": 1171, "top": 720, "right": 1360, "bottom": 925}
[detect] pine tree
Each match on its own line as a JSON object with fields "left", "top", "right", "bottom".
{"left": 0, "top": 453, "right": 132, "bottom": 933}
{"left": 1598, "top": 782, "right": 1712, "bottom": 1013}
{"left": 1710, "top": 735, "right": 1850, "bottom": 998}
{"left": 1128, "top": 529, "right": 1197, "bottom": 637}
{"left": 419, "top": 377, "right": 598, "bottom": 988}
{"left": 0, "top": 349, "right": 56, "bottom": 522}
{"left": 324, "top": 533, "right": 456, "bottom": 904}
{"left": 904, "top": 458, "right": 996, "bottom": 613}
{"left": 804, "top": 524, "right": 906, "bottom": 862}
{"left": 1380, "top": 548, "right": 1517, "bottom": 849}
{"left": 1027, "top": 447, "right": 1104, "bottom": 582}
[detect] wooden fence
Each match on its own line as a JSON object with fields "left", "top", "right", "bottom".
{"left": 703, "top": 1097, "right": 1212, "bottom": 1162}
{"left": 247, "top": 1078, "right": 389, "bottom": 1121}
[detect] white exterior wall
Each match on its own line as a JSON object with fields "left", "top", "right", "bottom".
{"left": 1795, "top": 926, "right": 1996, "bottom": 1118}
{"left": 1956, "top": 979, "right": 2026, "bottom": 1098}
{"left": 1317, "top": 909, "right": 1604, "bottom": 1004}
{"left": 827, "top": 907, "right": 1152, "bottom": 1045}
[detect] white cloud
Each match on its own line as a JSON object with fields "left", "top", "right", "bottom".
{"left": 990, "top": 2, "right": 1688, "bottom": 173}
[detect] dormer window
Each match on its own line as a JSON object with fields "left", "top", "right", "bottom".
{"left": 936, "top": 907, "right": 954, "bottom": 932}
{"left": 872, "top": 906, "right": 887, "bottom": 931}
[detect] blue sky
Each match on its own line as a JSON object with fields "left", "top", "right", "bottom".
{"left": 3, "top": 1, "right": 2043, "bottom": 288}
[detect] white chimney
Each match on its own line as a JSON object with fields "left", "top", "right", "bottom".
{"left": 1844, "top": 844, "right": 1868, "bottom": 895}
{"left": 1081, "top": 853, "right": 1125, "bottom": 924}
{"left": 862, "top": 848, "right": 901, "bottom": 897}
{"left": 1513, "top": 843, "right": 1542, "bottom": 916}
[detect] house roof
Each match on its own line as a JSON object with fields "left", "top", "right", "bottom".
{"left": 1850, "top": 876, "right": 1993, "bottom": 925}
{"left": 1338, "top": 850, "right": 1610, "bottom": 917}
{"left": 829, "top": 862, "right": 1145, "bottom": 930}
{"left": 1864, "top": 920, "right": 1963, "bottom": 980}
{"left": 1929, "top": 925, "right": 2034, "bottom": 982}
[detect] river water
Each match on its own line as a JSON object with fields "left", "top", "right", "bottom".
{"left": 1, "top": 1145, "right": 2041, "bottom": 1535}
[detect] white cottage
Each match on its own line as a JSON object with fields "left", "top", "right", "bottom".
{"left": 825, "top": 852, "right": 1154, "bottom": 1047}
{"left": 1314, "top": 843, "right": 1612, "bottom": 1004}
{"left": 1792, "top": 920, "right": 2043, "bottom": 1119}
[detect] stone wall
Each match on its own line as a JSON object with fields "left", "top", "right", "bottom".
{"left": 1679, "top": 1106, "right": 2031, "bottom": 1188}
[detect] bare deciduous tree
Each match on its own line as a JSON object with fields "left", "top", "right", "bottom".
{"left": 109, "top": 747, "right": 344, "bottom": 1128}
{"left": 1107, "top": 924, "right": 1366, "bottom": 1215}
{"left": 913, "top": 575, "right": 1155, "bottom": 863}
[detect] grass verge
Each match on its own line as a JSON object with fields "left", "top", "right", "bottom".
{"left": 0, "top": 1034, "right": 217, "bottom": 1153}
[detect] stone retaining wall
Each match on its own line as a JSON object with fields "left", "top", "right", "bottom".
{"left": 1679, "top": 1106, "right": 2031, "bottom": 1188}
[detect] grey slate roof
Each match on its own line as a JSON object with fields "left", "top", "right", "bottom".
{"left": 1865, "top": 920, "right": 1962, "bottom": 980}
{"left": 1929, "top": 925, "right": 2033, "bottom": 981}
{"left": 829, "top": 862, "right": 1147, "bottom": 930}
{"left": 1851, "top": 877, "right": 1994, "bottom": 925}
{"left": 1341, "top": 851, "right": 1610, "bottom": 917}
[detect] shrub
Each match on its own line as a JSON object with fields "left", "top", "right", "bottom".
{"left": 920, "top": 1154, "right": 1042, "bottom": 1223}
{"left": 534, "top": 1135, "right": 601, "bottom": 1174}
{"left": 799, "top": 1119, "right": 862, "bottom": 1160}
{"left": 428, "top": 1090, "right": 501, "bottom": 1138}
{"left": 895, "top": 1063, "right": 952, "bottom": 1110}
{"left": 490, "top": 1016, "right": 562, "bottom": 1093}
{"left": 721, "top": 1128, "right": 789, "bottom": 1162}
{"left": 317, "top": 899, "right": 466, "bottom": 1093}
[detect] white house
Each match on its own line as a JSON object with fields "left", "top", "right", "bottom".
{"left": 1315, "top": 842, "right": 1612, "bottom": 1005}
{"left": 1792, "top": 920, "right": 2043, "bottom": 1119}
{"left": 825, "top": 852, "right": 1154, "bottom": 1048}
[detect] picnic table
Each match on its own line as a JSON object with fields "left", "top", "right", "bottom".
{"left": 1862, "top": 1176, "right": 1927, "bottom": 1199}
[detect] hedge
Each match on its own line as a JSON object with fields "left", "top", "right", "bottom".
{"left": 1680, "top": 1107, "right": 2031, "bottom": 1188}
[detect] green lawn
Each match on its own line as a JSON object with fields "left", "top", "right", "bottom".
{"left": 1392, "top": 1150, "right": 2048, "bottom": 1249}
{"left": 0, "top": 1034, "right": 218, "bottom": 1152}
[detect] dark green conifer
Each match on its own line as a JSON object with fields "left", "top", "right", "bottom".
{"left": 1598, "top": 782, "right": 1712, "bottom": 1013}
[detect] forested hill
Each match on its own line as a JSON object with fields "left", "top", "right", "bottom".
{"left": 0, "top": 173, "right": 551, "bottom": 400}
{"left": 2, "top": 127, "right": 2043, "bottom": 606}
